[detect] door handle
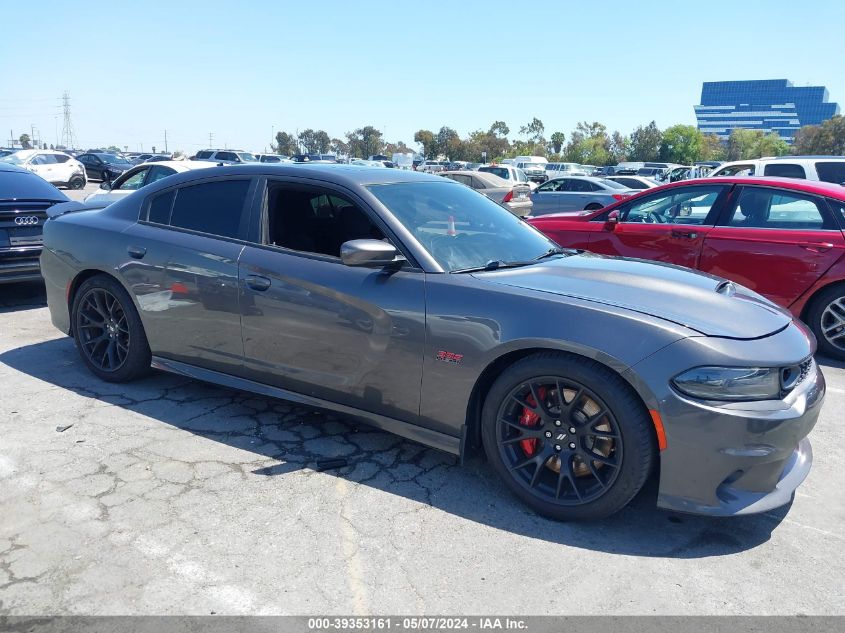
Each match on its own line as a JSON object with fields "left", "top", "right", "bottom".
{"left": 127, "top": 245, "right": 146, "bottom": 259}
{"left": 671, "top": 230, "right": 698, "bottom": 239}
{"left": 245, "top": 274, "right": 271, "bottom": 291}
{"left": 799, "top": 242, "right": 834, "bottom": 253}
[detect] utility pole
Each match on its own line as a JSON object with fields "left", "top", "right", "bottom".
{"left": 208, "top": 132, "right": 213, "bottom": 148}
{"left": 164, "top": 129, "right": 168, "bottom": 153}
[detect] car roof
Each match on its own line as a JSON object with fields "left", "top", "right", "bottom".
{"left": 700, "top": 176, "right": 845, "bottom": 199}
{"left": 0, "top": 162, "right": 35, "bottom": 174}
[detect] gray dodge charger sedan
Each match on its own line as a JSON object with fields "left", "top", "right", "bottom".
{"left": 40, "top": 165, "right": 824, "bottom": 520}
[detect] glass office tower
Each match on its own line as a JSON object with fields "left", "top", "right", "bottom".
{"left": 694, "top": 79, "right": 840, "bottom": 142}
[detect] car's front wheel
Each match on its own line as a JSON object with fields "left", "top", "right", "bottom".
{"left": 68, "top": 175, "right": 85, "bottom": 189}
{"left": 585, "top": 203, "right": 603, "bottom": 211}
{"left": 807, "top": 285, "right": 845, "bottom": 360}
{"left": 481, "top": 352, "right": 655, "bottom": 521}
{"left": 72, "top": 275, "right": 151, "bottom": 382}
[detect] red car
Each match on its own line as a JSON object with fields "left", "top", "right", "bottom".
{"left": 527, "top": 177, "right": 845, "bottom": 359}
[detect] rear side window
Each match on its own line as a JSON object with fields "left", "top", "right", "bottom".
{"left": 726, "top": 187, "right": 833, "bottom": 230}
{"left": 147, "top": 190, "right": 175, "bottom": 224}
{"left": 195, "top": 150, "right": 213, "bottom": 159}
{"left": 763, "top": 163, "right": 806, "bottom": 179}
{"left": 815, "top": 162, "right": 845, "bottom": 185}
{"left": 215, "top": 152, "right": 238, "bottom": 162}
{"left": 479, "top": 166, "right": 509, "bottom": 180}
{"left": 54, "top": 154, "right": 70, "bottom": 163}
{"left": 169, "top": 180, "right": 250, "bottom": 238}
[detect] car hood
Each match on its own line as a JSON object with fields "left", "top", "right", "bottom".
{"left": 473, "top": 253, "right": 791, "bottom": 339}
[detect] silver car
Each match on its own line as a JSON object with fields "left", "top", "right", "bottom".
{"left": 478, "top": 164, "right": 537, "bottom": 190}
{"left": 529, "top": 176, "right": 635, "bottom": 216}
{"left": 442, "top": 170, "right": 532, "bottom": 216}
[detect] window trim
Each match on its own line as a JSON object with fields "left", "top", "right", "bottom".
{"left": 715, "top": 184, "right": 837, "bottom": 232}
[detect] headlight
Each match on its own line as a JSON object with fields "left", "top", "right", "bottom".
{"left": 672, "top": 366, "right": 781, "bottom": 401}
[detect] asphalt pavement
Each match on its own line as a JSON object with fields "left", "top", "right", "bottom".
{"left": 0, "top": 192, "right": 843, "bottom": 615}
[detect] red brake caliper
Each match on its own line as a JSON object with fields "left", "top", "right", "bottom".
{"left": 519, "top": 387, "right": 546, "bottom": 456}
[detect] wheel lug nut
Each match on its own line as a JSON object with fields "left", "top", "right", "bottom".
{"left": 554, "top": 444, "right": 562, "bottom": 451}
{"left": 569, "top": 427, "right": 576, "bottom": 434}
{"left": 554, "top": 420, "right": 562, "bottom": 427}
{"left": 544, "top": 431, "right": 552, "bottom": 438}
{"left": 569, "top": 442, "right": 576, "bottom": 449}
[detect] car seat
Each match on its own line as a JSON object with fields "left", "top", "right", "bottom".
{"left": 736, "top": 191, "right": 770, "bottom": 227}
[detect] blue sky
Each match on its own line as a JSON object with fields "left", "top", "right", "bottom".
{"left": 2, "top": 0, "right": 843, "bottom": 153}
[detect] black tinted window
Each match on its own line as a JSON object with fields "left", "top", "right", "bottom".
{"left": 816, "top": 162, "right": 845, "bottom": 184}
{"left": 216, "top": 152, "right": 237, "bottom": 162}
{"left": 763, "top": 163, "right": 806, "bottom": 179}
{"left": 148, "top": 190, "right": 175, "bottom": 224}
{"left": 170, "top": 180, "right": 250, "bottom": 238}
{"left": 196, "top": 150, "right": 214, "bottom": 159}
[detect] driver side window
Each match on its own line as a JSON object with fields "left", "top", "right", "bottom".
{"left": 622, "top": 186, "right": 725, "bottom": 225}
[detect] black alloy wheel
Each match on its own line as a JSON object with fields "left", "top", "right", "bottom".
{"left": 481, "top": 352, "right": 655, "bottom": 521}
{"left": 72, "top": 275, "right": 151, "bottom": 382}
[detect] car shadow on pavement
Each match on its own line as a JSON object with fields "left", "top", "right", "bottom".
{"left": 1, "top": 336, "right": 790, "bottom": 559}
{"left": 0, "top": 282, "right": 47, "bottom": 314}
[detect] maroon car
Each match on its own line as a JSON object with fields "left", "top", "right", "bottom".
{"left": 527, "top": 177, "right": 845, "bottom": 359}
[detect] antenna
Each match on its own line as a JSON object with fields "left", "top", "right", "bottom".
{"left": 60, "top": 91, "right": 76, "bottom": 149}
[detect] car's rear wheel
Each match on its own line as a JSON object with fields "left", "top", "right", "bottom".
{"left": 481, "top": 352, "right": 655, "bottom": 521}
{"left": 72, "top": 275, "right": 151, "bottom": 382}
{"left": 68, "top": 175, "right": 85, "bottom": 189}
{"left": 807, "top": 285, "right": 845, "bottom": 360}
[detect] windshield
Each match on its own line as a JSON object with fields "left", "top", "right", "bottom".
{"left": 367, "top": 181, "right": 557, "bottom": 272}
{"left": 479, "top": 166, "right": 510, "bottom": 180}
{"left": 0, "top": 170, "right": 68, "bottom": 200}
{"left": 600, "top": 178, "right": 629, "bottom": 189}
{"left": 0, "top": 153, "right": 26, "bottom": 165}
{"left": 237, "top": 152, "right": 258, "bottom": 162}
{"left": 97, "top": 153, "right": 131, "bottom": 165}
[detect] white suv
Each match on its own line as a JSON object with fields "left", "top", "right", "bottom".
{"left": 0, "top": 149, "right": 87, "bottom": 189}
{"left": 193, "top": 149, "right": 259, "bottom": 164}
{"left": 708, "top": 156, "right": 845, "bottom": 184}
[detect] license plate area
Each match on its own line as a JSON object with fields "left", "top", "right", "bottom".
{"left": 9, "top": 226, "right": 43, "bottom": 246}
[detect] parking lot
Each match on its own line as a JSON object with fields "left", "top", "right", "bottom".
{"left": 1, "top": 270, "right": 843, "bottom": 615}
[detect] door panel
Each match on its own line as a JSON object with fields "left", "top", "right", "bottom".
{"left": 700, "top": 186, "right": 845, "bottom": 307}
{"left": 238, "top": 246, "right": 426, "bottom": 423}
{"left": 588, "top": 185, "right": 727, "bottom": 269}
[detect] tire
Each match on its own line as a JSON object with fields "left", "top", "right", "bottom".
{"left": 481, "top": 352, "right": 655, "bottom": 521}
{"left": 71, "top": 275, "right": 151, "bottom": 382}
{"left": 585, "top": 203, "right": 603, "bottom": 211}
{"left": 68, "top": 176, "right": 85, "bottom": 190}
{"left": 806, "top": 285, "right": 845, "bottom": 360}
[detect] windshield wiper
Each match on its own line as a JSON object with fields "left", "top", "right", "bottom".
{"left": 452, "top": 259, "right": 536, "bottom": 274}
{"left": 533, "top": 246, "right": 572, "bottom": 260}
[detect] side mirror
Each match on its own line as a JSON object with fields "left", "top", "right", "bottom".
{"left": 340, "top": 239, "right": 403, "bottom": 267}
{"left": 604, "top": 210, "right": 620, "bottom": 230}
{"left": 100, "top": 180, "right": 112, "bottom": 190}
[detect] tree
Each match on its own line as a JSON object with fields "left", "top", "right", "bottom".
{"left": 436, "top": 126, "right": 461, "bottom": 159}
{"left": 700, "top": 134, "right": 725, "bottom": 161}
{"left": 107, "top": 145, "right": 121, "bottom": 153}
{"left": 346, "top": 126, "right": 383, "bottom": 158}
{"left": 793, "top": 115, "right": 845, "bottom": 155}
{"left": 659, "top": 125, "right": 704, "bottom": 164}
{"left": 628, "top": 122, "right": 662, "bottom": 162}
{"left": 724, "top": 129, "right": 788, "bottom": 160}
{"left": 413, "top": 129, "right": 436, "bottom": 158}
{"left": 755, "top": 132, "right": 789, "bottom": 158}
{"left": 562, "top": 122, "right": 612, "bottom": 165}
{"left": 19, "top": 134, "right": 31, "bottom": 149}
{"left": 489, "top": 120, "right": 509, "bottom": 138}
{"left": 274, "top": 131, "right": 297, "bottom": 156}
{"left": 519, "top": 117, "right": 545, "bottom": 143}
{"left": 609, "top": 131, "right": 629, "bottom": 163}
{"left": 330, "top": 137, "right": 349, "bottom": 157}
{"left": 549, "top": 132, "right": 565, "bottom": 155}
{"left": 297, "top": 129, "right": 331, "bottom": 154}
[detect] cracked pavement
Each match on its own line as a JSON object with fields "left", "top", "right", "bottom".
{"left": 1, "top": 279, "right": 844, "bottom": 615}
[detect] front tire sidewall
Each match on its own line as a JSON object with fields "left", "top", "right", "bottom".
{"left": 481, "top": 353, "right": 655, "bottom": 521}
{"left": 72, "top": 275, "right": 151, "bottom": 383}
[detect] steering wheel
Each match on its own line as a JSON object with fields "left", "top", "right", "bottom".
{"left": 644, "top": 211, "right": 665, "bottom": 224}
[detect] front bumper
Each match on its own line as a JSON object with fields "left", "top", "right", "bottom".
{"left": 0, "top": 249, "right": 43, "bottom": 284}
{"left": 626, "top": 323, "right": 825, "bottom": 516}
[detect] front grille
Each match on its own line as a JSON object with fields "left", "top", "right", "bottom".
{"left": 0, "top": 201, "right": 54, "bottom": 251}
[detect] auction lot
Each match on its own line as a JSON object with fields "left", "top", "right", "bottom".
{"left": 0, "top": 180, "right": 843, "bottom": 615}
